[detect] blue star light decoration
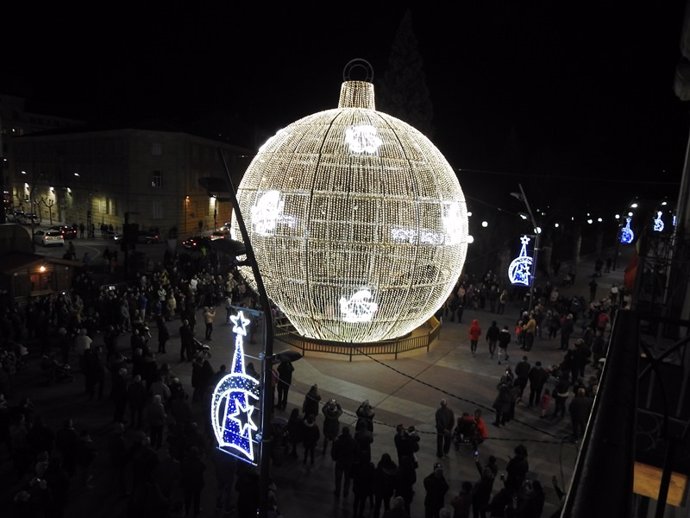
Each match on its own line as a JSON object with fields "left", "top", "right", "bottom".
{"left": 508, "top": 235, "right": 534, "bottom": 287}
{"left": 653, "top": 211, "right": 664, "bottom": 232}
{"left": 620, "top": 217, "right": 635, "bottom": 244}
{"left": 210, "top": 310, "right": 261, "bottom": 465}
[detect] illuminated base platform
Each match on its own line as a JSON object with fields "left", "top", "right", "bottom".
{"left": 275, "top": 316, "right": 441, "bottom": 362}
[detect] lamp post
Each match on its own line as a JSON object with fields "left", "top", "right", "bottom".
{"left": 513, "top": 184, "right": 540, "bottom": 314}
{"left": 219, "top": 148, "right": 274, "bottom": 518}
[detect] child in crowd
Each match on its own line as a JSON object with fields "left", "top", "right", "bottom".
{"left": 539, "top": 388, "right": 552, "bottom": 418}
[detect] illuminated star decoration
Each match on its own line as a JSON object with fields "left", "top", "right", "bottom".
{"left": 653, "top": 211, "right": 664, "bottom": 232}
{"left": 339, "top": 288, "right": 379, "bottom": 323}
{"left": 620, "top": 217, "right": 635, "bottom": 244}
{"left": 345, "top": 125, "right": 383, "bottom": 154}
{"left": 210, "top": 310, "right": 261, "bottom": 464}
{"left": 251, "top": 190, "right": 285, "bottom": 236}
{"left": 508, "top": 235, "right": 534, "bottom": 286}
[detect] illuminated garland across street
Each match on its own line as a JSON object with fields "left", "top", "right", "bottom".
{"left": 210, "top": 310, "right": 260, "bottom": 465}
{"left": 232, "top": 74, "right": 469, "bottom": 343}
{"left": 508, "top": 235, "right": 534, "bottom": 286}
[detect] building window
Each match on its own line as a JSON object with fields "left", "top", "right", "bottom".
{"left": 106, "top": 198, "right": 117, "bottom": 216}
{"left": 151, "top": 171, "right": 162, "bottom": 188}
{"left": 152, "top": 142, "right": 162, "bottom": 156}
{"left": 152, "top": 200, "right": 163, "bottom": 220}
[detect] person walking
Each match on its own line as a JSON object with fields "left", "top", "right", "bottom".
{"left": 126, "top": 374, "right": 147, "bottom": 429}
{"left": 179, "top": 320, "right": 194, "bottom": 362}
{"left": 145, "top": 394, "right": 166, "bottom": 450}
{"left": 203, "top": 306, "right": 216, "bottom": 340}
{"left": 560, "top": 314, "right": 574, "bottom": 351}
{"left": 568, "top": 387, "right": 594, "bottom": 440}
{"left": 527, "top": 361, "right": 549, "bottom": 408}
{"left": 451, "top": 481, "right": 474, "bottom": 518}
{"left": 497, "top": 325, "right": 511, "bottom": 365}
{"left": 472, "top": 454, "right": 498, "bottom": 518}
{"left": 111, "top": 367, "right": 129, "bottom": 424}
{"left": 355, "top": 418, "right": 374, "bottom": 464}
{"left": 302, "top": 384, "right": 321, "bottom": 419}
{"left": 496, "top": 288, "right": 508, "bottom": 315}
{"left": 286, "top": 408, "right": 303, "bottom": 458}
{"left": 505, "top": 444, "right": 529, "bottom": 494}
{"left": 276, "top": 359, "right": 294, "bottom": 410}
{"left": 180, "top": 446, "right": 206, "bottom": 517}
{"left": 551, "top": 376, "right": 570, "bottom": 419}
{"left": 589, "top": 277, "right": 598, "bottom": 303}
{"left": 514, "top": 356, "right": 531, "bottom": 400}
{"left": 435, "top": 399, "right": 454, "bottom": 458}
{"left": 485, "top": 321, "right": 499, "bottom": 359}
{"left": 322, "top": 398, "right": 343, "bottom": 455}
{"left": 301, "top": 414, "right": 320, "bottom": 467}
{"left": 423, "top": 463, "right": 449, "bottom": 518}
{"left": 352, "top": 458, "right": 376, "bottom": 518}
{"left": 492, "top": 378, "right": 513, "bottom": 427}
{"left": 373, "top": 453, "right": 398, "bottom": 518}
{"left": 521, "top": 313, "right": 537, "bottom": 351}
{"left": 468, "top": 319, "right": 481, "bottom": 356}
{"left": 356, "top": 400, "right": 376, "bottom": 432}
{"left": 332, "top": 426, "right": 359, "bottom": 498}
{"left": 156, "top": 315, "right": 169, "bottom": 354}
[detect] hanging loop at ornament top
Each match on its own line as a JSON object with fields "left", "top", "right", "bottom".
{"left": 343, "top": 58, "right": 374, "bottom": 82}
{"left": 339, "top": 59, "right": 376, "bottom": 110}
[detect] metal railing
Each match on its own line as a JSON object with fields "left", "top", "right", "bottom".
{"left": 274, "top": 316, "right": 442, "bottom": 361}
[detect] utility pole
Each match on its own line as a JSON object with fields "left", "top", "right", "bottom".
{"left": 0, "top": 114, "right": 5, "bottom": 224}
{"left": 218, "top": 148, "right": 274, "bottom": 518}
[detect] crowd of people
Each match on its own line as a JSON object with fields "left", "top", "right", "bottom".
{"left": 0, "top": 242, "right": 620, "bottom": 517}
{"left": 0, "top": 246, "right": 284, "bottom": 517}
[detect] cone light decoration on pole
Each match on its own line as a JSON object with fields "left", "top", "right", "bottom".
{"left": 232, "top": 59, "right": 469, "bottom": 343}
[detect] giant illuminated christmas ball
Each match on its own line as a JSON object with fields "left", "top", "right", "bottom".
{"left": 233, "top": 62, "right": 469, "bottom": 343}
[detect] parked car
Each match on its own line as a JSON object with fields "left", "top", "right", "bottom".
{"left": 181, "top": 235, "right": 212, "bottom": 251}
{"left": 7, "top": 209, "right": 25, "bottom": 222}
{"left": 208, "top": 230, "right": 229, "bottom": 241}
{"left": 137, "top": 230, "right": 161, "bottom": 244}
{"left": 33, "top": 230, "right": 65, "bottom": 247}
{"left": 49, "top": 225, "right": 77, "bottom": 240}
{"left": 22, "top": 212, "right": 40, "bottom": 224}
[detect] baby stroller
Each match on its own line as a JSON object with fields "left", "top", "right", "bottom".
{"left": 453, "top": 413, "right": 480, "bottom": 452}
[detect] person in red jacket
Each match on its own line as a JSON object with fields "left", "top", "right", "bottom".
{"left": 469, "top": 319, "right": 482, "bottom": 356}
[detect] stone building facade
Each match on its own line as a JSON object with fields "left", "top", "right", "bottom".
{"left": 7, "top": 128, "right": 252, "bottom": 238}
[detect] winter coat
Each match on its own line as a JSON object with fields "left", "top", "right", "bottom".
{"left": 486, "top": 324, "right": 500, "bottom": 342}
{"left": 301, "top": 420, "right": 320, "bottom": 447}
{"left": 373, "top": 458, "right": 398, "bottom": 498}
{"left": 322, "top": 402, "right": 343, "bottom": 439}
{"left": 498, "top": 329, "right": 511, "bottom": 349}
{"left": 469, "top": 320, "right": 482, "bottom": 341}
{"left": 332, "top": 432, "right": 359, "bottom": 467}
{"left": 492, "top": 384, "right": 513, "bottom": 414}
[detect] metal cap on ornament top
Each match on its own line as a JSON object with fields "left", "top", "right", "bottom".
{"left": 232, "top": 59, "right": 469, "bottom": 343}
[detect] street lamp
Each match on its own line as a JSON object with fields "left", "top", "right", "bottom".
{"left": 511, "top": 184, "right": 540, "bottom": 314}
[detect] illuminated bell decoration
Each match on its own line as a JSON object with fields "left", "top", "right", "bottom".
{"left": 653, "top": 211, "right": 664, "bottom": 232}
{"left": 210, "top": 311, "right": 260, "bottom": 464}
{"left": 620, "top": 217, "right": 635, "bottom": 244}
{"left": 233, "top": 61, "right": 469, "bottom": 343}
{"left": 508, "top": 235, "right": 533, "bottom": 286}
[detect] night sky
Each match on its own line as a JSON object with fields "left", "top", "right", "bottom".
{"left": 4, "top": 2, "right": 689, "bottom": 220}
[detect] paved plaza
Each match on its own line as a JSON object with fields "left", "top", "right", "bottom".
{"left": 0, "top": 245, "right": 631, "bottom": 517}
